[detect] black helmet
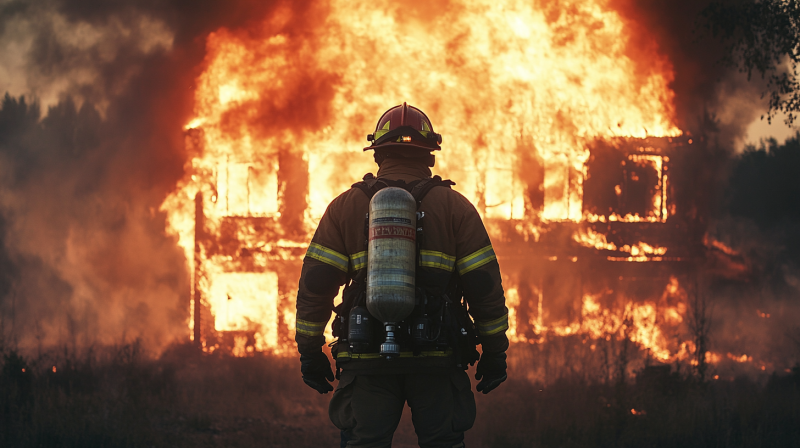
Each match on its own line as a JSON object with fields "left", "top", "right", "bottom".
{"left": 364, "top": 102, "right": 442, "bottom": 152}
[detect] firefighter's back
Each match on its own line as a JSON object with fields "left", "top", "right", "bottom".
{"left": 295, "top": 103, "right": 508, "bottom": 448}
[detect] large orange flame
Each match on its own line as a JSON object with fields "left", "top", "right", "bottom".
{"left": 162, "top": 0, "right": 688, "bottom": 357}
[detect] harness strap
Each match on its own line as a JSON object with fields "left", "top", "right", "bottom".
{"left": 352, "top": 173, "right": 455, "bottom": 206}
{"left": 409, "top": 176, "right": 456, "bottom": 209}
{"left": 336, "top": 173, "right": 464, "bottom": 362}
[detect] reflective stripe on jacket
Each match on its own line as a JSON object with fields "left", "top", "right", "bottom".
{"left": 295, "top": 162, "right": 509, "bottom": 366}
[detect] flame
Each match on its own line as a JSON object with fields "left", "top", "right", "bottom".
{"left": 573, "top": 227, "right": 618, "bottom": 251}
{"left": 573, "top": 227, "right": 668, "bottom": 261}
{"left": 585, "top": 152, "right": 669, "bottom": 223}
{"left": 728, "top": 353, "right": 753, "bottom": 363}
{"left": 511, "top": 277, "right": 689, "bottom": 362}
{"left": 704, "top": 235, "right": 741, "bottom": 256}
{"left": 161, "top": 0, "right": 684, "bottom": 355}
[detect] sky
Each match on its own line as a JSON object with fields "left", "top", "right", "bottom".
{"left": 743, "top": 111, "right": 797, "bottom": 149}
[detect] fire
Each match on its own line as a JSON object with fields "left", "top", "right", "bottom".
{"left": 728, "top": 353, "right": 753, "bottom": 363}
{"left": 573, "top": 227, "right": 618, "bottom": 251}
{"left": 510, "top": 277, "right": 689, "bottom": 362}
{"left": 161, "top": 0, "right": 684, "bottom": 355}
{"left": 705, "top": 236, "right": 741, "bottom": 257}
{"left": 573, "top": 227, "right": 668, "bottom": 261}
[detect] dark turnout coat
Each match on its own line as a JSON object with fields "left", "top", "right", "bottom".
{"left": 295, "top": 161, "right": 509, "bottom": 374}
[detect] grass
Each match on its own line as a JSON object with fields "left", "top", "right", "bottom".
{"left": 1, "top": 342, "right": 798, "bottom": 448}
{"left": 473, "top": 369, "right": 800, "bottom": 448}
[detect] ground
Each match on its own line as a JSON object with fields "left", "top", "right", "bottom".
{"left": 1, "top": 343, "right": 799, "bottom": 447}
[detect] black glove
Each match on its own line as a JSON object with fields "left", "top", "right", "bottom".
{"left": 475, "top": 351, "right": 507, "bottom": 394}
{"left": 300, "top": 351, "right": 334, "bottom": 394}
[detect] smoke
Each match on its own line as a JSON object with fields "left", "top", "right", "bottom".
{"left": 0, "top": 2, "right": 173, "bottom": 115}
{"left": 0, "top": 0, "right": 294, "bottom": 353}
{"left": 711, "top": 135, "right": 800, "bottom": 368}
{"left": 1, "top": 0, "right": 796, "bottom": 370}
{"left": 611, "top": 0, "right": 768, "bottom": 146}
{"left": 611, "top": 0, "right": 800, "bottom": 370}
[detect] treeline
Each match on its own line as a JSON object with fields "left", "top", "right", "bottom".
{"left": 725, "top": 134, "right": 800, "bottom": 265}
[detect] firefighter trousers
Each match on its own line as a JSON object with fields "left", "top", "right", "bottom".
{"left": 328, "top": 370, "right": 476, "bottom": 448}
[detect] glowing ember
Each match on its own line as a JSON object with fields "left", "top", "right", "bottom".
{"left": 728, "top": 353, "right": 753, "bottom": 363}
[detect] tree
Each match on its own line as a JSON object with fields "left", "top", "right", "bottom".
{"left": 687, "top": 279, "right": 713, "bottom": 382}
{"left": 702, "top": 1, "right": 800, "bottom": 124}
{"left": 726, "top": 133, "right": 800, "bottom": 263}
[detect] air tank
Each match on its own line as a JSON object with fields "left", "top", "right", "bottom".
{"left": 366, "top": 187, "right": 417, "bottom": 357}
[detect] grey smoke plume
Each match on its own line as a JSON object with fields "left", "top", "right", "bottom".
{"left": 0, "top": 0, "right": 287, "bottom": 352}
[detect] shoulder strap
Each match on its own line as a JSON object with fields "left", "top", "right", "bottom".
{"left": 352, "top": 173, "right": 411, "bottom": 199}
{"left": 352, "top": 173, "right": 455, "bottom": 208}
{"left": 409, "top": 175, "right": 456, "bottom": 209}
{"left": 351, "top": 173, "right": 380, "bottom": 199}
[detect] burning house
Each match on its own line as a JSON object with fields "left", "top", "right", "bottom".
{"left": 181, "top": 127, "right": 309, "bottom": 356}
{"left": 3, "top": 0, "right": 797, "bottom": 399}
{"left": 158, "top": 0, "right": 756, "bottom": 376}
{"left": 172, "top": 127, "right": 710, "bottom": 365}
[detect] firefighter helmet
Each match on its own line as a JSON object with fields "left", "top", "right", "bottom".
{"left": 364, "top": 103, "right": 442, "bottom": 152}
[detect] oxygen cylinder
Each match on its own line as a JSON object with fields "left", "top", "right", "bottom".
{"left": 366, "top": 187, "right": 417, "bottom": 357}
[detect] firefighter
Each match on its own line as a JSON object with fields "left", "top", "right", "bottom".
{"left": 296, "top": 103, "right": 509, "bottom": 447}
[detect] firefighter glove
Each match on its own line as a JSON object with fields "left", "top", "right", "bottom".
{"left": 475, "top": 351, "right": 507, "bottom": 394}
{"left": 300, "top": 351, "right": 334, "bottom": 394}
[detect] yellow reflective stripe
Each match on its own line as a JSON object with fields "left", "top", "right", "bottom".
{"left": 419, "top": 250, "right": 456, "bottom": 271}
{"left": 349, "top": 251, "right": 367, "bottom": 271}
{"left": 457, "top": 245, "right": 497, "bottom": 275}
{"left": 296, "top": 318, "right": 327, "bottom": 337}
{"left": 480, "top": 314, "right": 508, "bottom": 327}
{"left": 476, "top": 313, "right": 509, "bottom": 336}
{"left": 305, "top": 242, "right": 349, "bottom": 273}
{"left": 337, "top": 349, "right": 452, "bottom": 359}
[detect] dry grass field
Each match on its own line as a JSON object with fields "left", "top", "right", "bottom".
{"left": 2, "top": 342, "right": 799, "bottom": 448}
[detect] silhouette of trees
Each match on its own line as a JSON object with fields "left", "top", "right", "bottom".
{"left": 702, "top": 1, "right": 800, "bottom": 124}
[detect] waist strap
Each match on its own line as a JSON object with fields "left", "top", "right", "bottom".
{"left": 337, "top": 349, "right": 453, "bottom": 359}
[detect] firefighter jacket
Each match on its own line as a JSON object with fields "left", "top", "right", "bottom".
{"left": 295, "top": 159, "right": 509, "bottom": 374}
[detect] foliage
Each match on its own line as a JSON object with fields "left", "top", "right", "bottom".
{"left": 702, "top": 1, "right": 800, "bottom": 125}
{"left": 0, "top": 343, "right": 335, "bottom": 447}
{"left": 687, "top": 281, "right": 713, "bottom": 383}
{"left": 725, "top": 132, "right": 800, "bottom": 263}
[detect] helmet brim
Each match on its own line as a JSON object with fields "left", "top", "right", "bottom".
{"left": 364, "top": 125, "right": 441, "bottom": 152}
{"left": 363, "top": 142, "right": 441, "bottom": 152}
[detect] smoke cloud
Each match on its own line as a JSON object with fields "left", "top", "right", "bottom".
{"left": 0, "top": 0, "right": 795, "bottom": 368}
{"left": 611, "top": 0, "right": 768, "bottom": 145}
{"left": 611, "top": 0, "right": 800, "bottom": 370}
{"left": 0, "top": 0, "right": 291, "bottom": 352}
